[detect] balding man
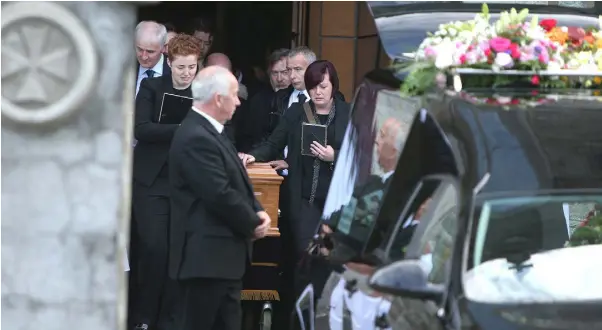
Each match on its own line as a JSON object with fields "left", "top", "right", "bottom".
{"left": 204, "top": 52, "right": 251, "bottom": 151}
{"left": 135, "top": 21, "right": 171, "bottom": 95}
{"left": 206, "top": 52, "right": 232, "bottom": 71}
{"left": 168, "top": 66, "right": 271, "bottom": 330}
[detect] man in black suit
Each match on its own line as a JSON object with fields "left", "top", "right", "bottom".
{"left": 168, "top": 66, "right": 271, "bottom": 330}
{"left": 204, "top": 52, "right": 247, "bottom": 148}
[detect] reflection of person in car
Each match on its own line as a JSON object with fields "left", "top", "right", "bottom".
{"left": 335, "top": 117, "right": 407, "bottom": 231}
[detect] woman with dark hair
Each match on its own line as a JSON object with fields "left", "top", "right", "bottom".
{"left": 240, "top": 60, "right": 351, "bottom": 299}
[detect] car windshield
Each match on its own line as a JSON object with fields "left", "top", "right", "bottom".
{"left": 464, "top": 194, "right": 602, "bottom": 304}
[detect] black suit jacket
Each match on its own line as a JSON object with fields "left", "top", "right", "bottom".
{"left": 168, "top": 110, "right": 263, "bottom": 281}
{"left": 133, "top": 75, "right": 185, "bottom": 191}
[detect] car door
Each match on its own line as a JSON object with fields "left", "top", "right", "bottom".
{"left": 383, "top": 174, "right": 460, "bottom": 330}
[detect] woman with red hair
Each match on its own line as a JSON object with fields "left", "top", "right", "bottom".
{"left": 130, "top": 33, "right": 202, "bottom": 330}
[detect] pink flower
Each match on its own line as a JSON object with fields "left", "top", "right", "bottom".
{"left": 531, "top": 76, "right": 540, "bottom": 85}
{"left": 424, "top": 47, "right": 437, "bottom": 58}
{"left": 489, "top": 37, "right": 512, "bottom": 53}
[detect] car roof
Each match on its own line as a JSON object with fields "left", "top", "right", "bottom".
{"left": 367, "top": 2, "right": 601, "bottom": 60}
{"left": 426, "top": 91, "right": 602, "bottom": 194}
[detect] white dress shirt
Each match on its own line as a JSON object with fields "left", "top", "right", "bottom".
{"left": 136, "top": 55, "right": 165, "bottom": 96}
{"left": 283, "top": 89, "right": 310, "bottom": 176}
{"left": 191, "top": 106, "right": 224, "bottom": 134}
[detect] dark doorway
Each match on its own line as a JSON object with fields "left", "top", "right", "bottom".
{"left": 137, "top": 1, "right": 293, "bottom": 93}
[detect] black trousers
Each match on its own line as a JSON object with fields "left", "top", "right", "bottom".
{"left": 176, "top": 278, "right": 242, "bottom": 330}
{"left": 290, "top": 199, "right": 333, "bottom": 329}
{"left": 132, "top": 181, "right": 177, "bottom": 329}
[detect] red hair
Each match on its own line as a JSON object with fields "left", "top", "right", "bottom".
{"left": 167, "top": 33, "right": 202, "bottom": 62}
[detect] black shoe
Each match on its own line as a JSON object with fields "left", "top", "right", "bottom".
{"left": 133, "top": 324, "right": 149, "bottom": 330}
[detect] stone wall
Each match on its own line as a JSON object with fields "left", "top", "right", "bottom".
{"left": 1, "top": 2, "right": 138, "bottom": 330}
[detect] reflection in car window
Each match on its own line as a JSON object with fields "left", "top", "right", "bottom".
{"left": 465, "top": 195, "right": 602, "bottom": 304}
{"left": 413, "top": 182, "right": 458, "bottom": 284}
{"left": 325, "top": 87, "right": 419, "bottom": 247}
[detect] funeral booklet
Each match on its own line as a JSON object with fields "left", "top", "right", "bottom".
{"left": 301, "top": 122, "right": 327, "bottom": 156}
{"left": 158, "top": 93, "right": 193, "bottom": 124}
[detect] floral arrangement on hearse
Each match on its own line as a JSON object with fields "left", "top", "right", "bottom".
{"left": 399, "top": 4, "right": 602, "bottom": 96}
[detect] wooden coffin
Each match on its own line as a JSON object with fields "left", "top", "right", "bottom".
{"left": 246, "top": 163, "right": 283, "bottom": 237}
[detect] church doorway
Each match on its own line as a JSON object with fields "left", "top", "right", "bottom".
{"left": 137, "top": 1, "right": 298, "bottom": 87}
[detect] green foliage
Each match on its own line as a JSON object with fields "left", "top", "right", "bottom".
{"left": 568, "top": 214, "right": 602, "bottom": 247}
{"left": 399, "top": 61, "right": 438, "bottom": 97}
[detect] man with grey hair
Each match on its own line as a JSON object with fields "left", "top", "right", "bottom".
{"left": 168, "top": 66, "right": 271, "bottom": 330}
{"left": 134, "top": 21, "right": 170, "bottom": 95}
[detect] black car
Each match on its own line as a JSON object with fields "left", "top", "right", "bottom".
{"left": 369, "top": 85, "right": 602, "bottom": 329}
{"left": 295, "top": 1, "right": 602, "bottom": 329}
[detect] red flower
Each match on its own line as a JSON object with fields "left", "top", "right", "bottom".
{"left": 540, "top": 19, "right": 557, "bottom": 32}
{"left": 509, "top": 43, "right": 521, "bottom": 59}
{"left": 531, "top": 76, "right": 540, "bottom": 85}
{"left": 511, "top": 99, "right": 520, "bottom": 105}
{"left": 484, "top": 48, "right": 492, "bottom": 57}
{"left": 459, "top": 54, "right": 467, "bottom": 65}
{"left": 567, "top": 26, "right": 586, "bottom": 47}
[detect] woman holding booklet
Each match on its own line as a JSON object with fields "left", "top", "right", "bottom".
{"left": 130, "top": 34, "right": 201, "bottom": 330}
{"left": 239, "top": 60, "right": 351, "bottom": 306}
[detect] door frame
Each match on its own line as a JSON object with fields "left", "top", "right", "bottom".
{"left": 291, "top": 1, "right": 309, "bottom": 48}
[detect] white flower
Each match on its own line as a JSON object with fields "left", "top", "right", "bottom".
{"left": 494, "top": 52, "right": 514, "bottom": 68}
{"left": 448, "top": 28, "right": 458, "bottom": 37}
{"left": 435, "top": 51, "right": 454, "bottom": 69}
{"left": 547, "top": 61, "right": 562, "bottom": 72}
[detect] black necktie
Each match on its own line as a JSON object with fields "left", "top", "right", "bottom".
{"left": 145, "top": 69, "right": 155, "bottom": 78}
{"left": 297, "top": 93, "right": 307, "bottom": 104}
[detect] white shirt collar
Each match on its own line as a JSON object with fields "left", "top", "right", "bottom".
{"left": 191, "top": 106, "right": 224, "bottom": 133}
{"left": 382, "top": 170, "right": 394, "bottom": 183}
{"left": 138, "top": 54, "right": 165, "bottom": 78}
{"left": 288, "top": 89, "right": 310, "bottom": 108}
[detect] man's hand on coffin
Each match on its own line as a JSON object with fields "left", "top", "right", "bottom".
{"left": 253, "top": 211, "right": 271, "bottom": 239}
{"left": 238, "top": 152, "right": 256, "bottom": 168}
{"left": 268, "top": 159, "right": 288, "bottom": 170}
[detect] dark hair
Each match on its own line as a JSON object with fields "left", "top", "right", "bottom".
{"left": 164, "top": 22, "right": 176, "bottom": 33}
{"left": 304, "top": 60, "right": 339, "bottom": 97}
{"left": 267, "top": 48, "right": 289, "bottom": 71}
{"left": 191, "top": 17, "right": 214, "bottom": 35}
{"left": 167, "top": 33, "right": 202, "bottom": 62}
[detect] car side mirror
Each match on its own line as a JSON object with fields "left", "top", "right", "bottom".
{"left": 368, "top": 259, "right": 445, "bottom": 302}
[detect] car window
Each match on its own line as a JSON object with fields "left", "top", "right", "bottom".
{"left": 327, "top": 86, "right": 419, "bottom": 254}
{"left": 406, "top": 179, "right": 459, "bottom": 284}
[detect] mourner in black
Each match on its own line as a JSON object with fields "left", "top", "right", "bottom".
{"left": 169, "top": 66, "right": 271, "bottom": 330}
{"left": 204, "top": 52, "right": 248, "bottom": 148}
{"left": 240, "top": 60, "right": 351, "bottom": 303}
{"left": 131, "top": 34, "right": 203, "bottom": 330}
{"left": 237, "top": 48, "right": 292, "bottom": 153}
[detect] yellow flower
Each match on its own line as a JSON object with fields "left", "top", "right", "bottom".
{"left": 593, "top": 77, "right": 602, "bottom": 85}
{"left": 577, "top": 51, "right": 593, "bottom": 65}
